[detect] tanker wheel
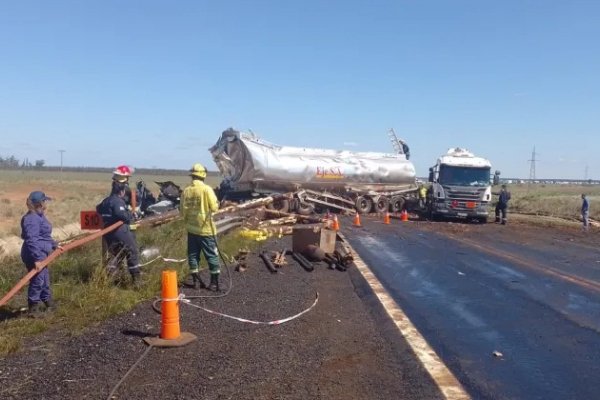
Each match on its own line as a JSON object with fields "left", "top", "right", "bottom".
{"left": 355, "top": 196, "right": 373, "bottom": 214}
{"left": 297, "top": 201, "right": 315, "bottom": 215}
{"left": 267, "top": 198, "right": 290, "bottom": 213}
{"left": 389, "top": 196, "right": 405, "bottom": 213}
{"left": 374, "top": 196, "right": 389, "bottom": 214}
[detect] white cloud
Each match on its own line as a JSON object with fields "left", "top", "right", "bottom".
{"left": 343, "top": 141, "right": 358, "bottom": 147}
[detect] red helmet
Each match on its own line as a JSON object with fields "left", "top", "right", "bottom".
{"left": 113, "top": 165, "right": 134, "bottom": 177}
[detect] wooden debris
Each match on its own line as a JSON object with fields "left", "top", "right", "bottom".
{"left": 272, "top": 249, "right": 288, "bottom": 268}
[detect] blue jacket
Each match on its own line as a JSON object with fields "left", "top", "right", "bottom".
{"left": 582, "top": 198, "right": 589, "bottom": 213}
{"left": 96, "top": 194, "right": 132, "bottom": 231}
{"left": 498, "top": 190, "right": 511, "bottom": 206}
{"left": 20, "top": 211, "right": 57, "bottom": 266}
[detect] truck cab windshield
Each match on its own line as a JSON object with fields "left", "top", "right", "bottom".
{"left": 439, "top": 166, "right": 490, "bottom": 187}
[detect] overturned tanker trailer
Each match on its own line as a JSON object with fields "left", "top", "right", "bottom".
{"left": 210, "top": 128, "right": 418, "bottom": 214}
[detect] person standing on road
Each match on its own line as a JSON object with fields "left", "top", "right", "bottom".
{"left": 181, "top": 163, "right": 221, "bottom": 291}
{"left": 581, "top": 194, "right": 589, "bottom": 232}
{"left": 418, "top": 184, "right": 428, "bottom": 209}
{"left": 20, "top": 191, "right": 61, "bottom": 314}
{"left": 495, "top": 184, "right": 511, "bottom": 225}
{"left": 97, "top": 181, "right": 141, "bottom": 286}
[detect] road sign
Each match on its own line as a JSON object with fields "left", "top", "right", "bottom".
{"left": 80, "top": 211, "right": 103, "bottom": 230}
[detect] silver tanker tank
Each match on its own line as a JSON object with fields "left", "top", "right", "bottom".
{"left": 211, "top": 128, "right": 416, "bottom": 195}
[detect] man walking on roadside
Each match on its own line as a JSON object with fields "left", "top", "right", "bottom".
{"left": 581, "top": 193, "right": 590, "bottom": 232}
{"left": 181, "top": 163, "right": 221, "bottom": 291}
{"left": 495, "top": 184, "right": 511, "bottom": 225}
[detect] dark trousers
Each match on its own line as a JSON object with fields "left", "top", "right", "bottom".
{"left": 27, "top": 266, "right": 51, "bottom": 305}
{"left": 105, "top": 228, "right": 140, "bottom": 275}
{"left": 187, "top": 233, "right": 220, "bottom": 275}
{"left": 495, "top": 204, "right": 507, "bottom": 224}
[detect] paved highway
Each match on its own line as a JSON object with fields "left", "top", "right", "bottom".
{"left": 342, "top": 217, "right": 600, "bottom": 400}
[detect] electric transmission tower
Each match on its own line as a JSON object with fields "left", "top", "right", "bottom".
{"left": 528, "top": 146, "right": 538, "bottom": 181}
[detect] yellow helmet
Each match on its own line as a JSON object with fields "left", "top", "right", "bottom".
{"left": 189, "top": 163, "right": 207, "bottom": 178}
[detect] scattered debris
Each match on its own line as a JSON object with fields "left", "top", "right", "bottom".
{"left": 492, "top": 350, "right": 503, "bottom": 358}
{"left": 458, "top": 271, "right": 465, "bottom": 276}
{"left": 272, "top": 249, "right": 288, "bottom": 268}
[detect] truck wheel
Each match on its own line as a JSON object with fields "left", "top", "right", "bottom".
{"left": 296, "top": 201, "right": 315, "bottom": 215}
{"left": 389, "top": 196, "right": 405, "bottom": 213}
{"left": 355, "top": 196, "right": 373, "bottom": 214}
{"left": 374, "top": 196, "right": 389, "bottom": 213}
{"left": 267, "top": 198, "right": 290, "bottom": 213}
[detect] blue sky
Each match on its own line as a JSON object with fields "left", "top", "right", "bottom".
{"left": 1, "top": 1, "right": 598, "bottom": 179}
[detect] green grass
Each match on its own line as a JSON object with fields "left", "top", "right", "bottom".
{"left": 0, "top": 219, "right": 251, "bottom": 356}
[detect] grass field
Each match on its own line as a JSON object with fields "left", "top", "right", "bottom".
{"left": 506, "top": 183, "right": 598, "bottom": 221}
{"left": 0, "top": 169, "right": 220, "bottom": 239}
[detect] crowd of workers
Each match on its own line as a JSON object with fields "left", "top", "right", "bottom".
{"left": 18, "top": 169, "right": 592, "bottom": 316}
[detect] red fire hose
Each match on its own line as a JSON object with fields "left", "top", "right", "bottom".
{"left": 0, "top": 221, "right": 124, "bottom": 307}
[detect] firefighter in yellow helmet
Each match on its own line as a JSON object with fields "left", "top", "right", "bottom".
{"left": 181, "top": 163, "right": 221, "bottom": 291}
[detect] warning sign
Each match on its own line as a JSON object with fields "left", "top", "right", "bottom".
{"left": 80, "top": 211, "right": 103, "bottom": 230}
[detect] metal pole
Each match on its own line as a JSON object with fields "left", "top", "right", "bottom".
{"left": 58, "top": 149, "right": 65, "bottom": 172}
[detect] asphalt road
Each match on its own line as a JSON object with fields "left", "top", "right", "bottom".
{"left": 341, "top": 216, "right": 600, "bottom": 400}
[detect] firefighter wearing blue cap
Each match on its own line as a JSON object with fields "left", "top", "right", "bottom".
{"left": 20, "top": 191, "right": 61, "bottom": 313}
{"left": 96, "top": 181, "right": 141, "bottom": 286}
{"left": 181, "top": 163, "right": 221, "bottom": 291}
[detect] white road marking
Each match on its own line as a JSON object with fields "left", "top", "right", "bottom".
{"left": 339, "top": 232, "right": 471, "bottom": 400}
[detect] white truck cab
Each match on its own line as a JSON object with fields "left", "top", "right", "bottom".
{"left": 428, "top": 148, "right": 499, "bottom": 223}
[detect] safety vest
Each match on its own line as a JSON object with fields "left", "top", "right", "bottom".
{"left": 180, "top": 180, "right": 219, "bottom": 236}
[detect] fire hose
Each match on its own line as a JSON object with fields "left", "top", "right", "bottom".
{"left": 0, "top": 221, "right": 124, "bottom": 307}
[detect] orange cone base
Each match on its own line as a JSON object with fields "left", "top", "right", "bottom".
{"left": 143, "top": 331, "right": 197, "bottom": 348}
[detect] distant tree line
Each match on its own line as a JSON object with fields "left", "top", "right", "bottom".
{"left": 0, "top": 154, "right": 45, "bottom": 169}
{"left": 0, "top": 154, "right": 218, "bottom": 176}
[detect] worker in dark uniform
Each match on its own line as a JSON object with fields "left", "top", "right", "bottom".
{"left": 20, "top": 191, "right": 61, "bottom": 313}
{"left": 97, "top": 181, "right": 141, "bottom": 286}
{"left": 495, "top": 184, "right": 511, "bottom": 225}
{"left": 112, "top": 165, "right": 135, "bottom": 208}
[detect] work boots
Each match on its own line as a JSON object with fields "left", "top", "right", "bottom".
{"left": 192, "top": 272, "right": 206, "bottom": 290}
{"left": 131, "top": 273, "right": 143, "bottom": 289}
{"left": 209, "top": 274, "right": 220, "bottom": 292}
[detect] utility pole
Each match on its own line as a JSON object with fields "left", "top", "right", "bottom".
{"left": 528, "top": 146, "right": 537, "bottom": 181}
{"left": 58, "top": 150, "right": 66, "bottom": 172}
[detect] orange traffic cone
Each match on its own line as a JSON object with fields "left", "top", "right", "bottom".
{"left": 144, "top": 270, "right": 197, "bottom": 347}
{"left": 400, "top": 210, "right": 409, "bottom": 222}
{"left": 332, "top": 214, "right": 340, "bottom": 231}
{"left": 353, "top": 212, "right": 362, "bottom": 227}
{"left": 383, "top": 211, "right": 391, "bottom": 225}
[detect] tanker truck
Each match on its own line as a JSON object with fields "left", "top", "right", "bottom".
{"left": 426, "top": 147, "right": 499, "bottom": 223}
{"left": 210, "top": 128, "right": 418, "bottom": 214}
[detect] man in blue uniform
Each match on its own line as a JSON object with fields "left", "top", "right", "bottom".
{"left": 581, "top": 193, "right": 589, "bottom": 232}
{"left": 495, "top": 184, "right": 511, "bottom": 225}
{"left": 21, "top": 191, "right": 60, "bottom": 313}
{"left": 97, "top": 181, "right": 141, "bottom": 285}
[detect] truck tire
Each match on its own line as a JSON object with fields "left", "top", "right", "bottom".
{"left": 267, "top": 198, "right": 290, "bottom": 213}
{"left": 296, "top": 201, "right": 315, "bottom": 215}
{"left": 374, "top": 196, "right": 389, "bottom": 213}
{"left": 389, "top": 196, "right": 405, "bottom": 213}
{"left": 355, "top": 196, "right": 373, "bottom": 214}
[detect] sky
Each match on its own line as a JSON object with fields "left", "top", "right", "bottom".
{"left": 0, "top": 1, "right": 598, "bottom": 179}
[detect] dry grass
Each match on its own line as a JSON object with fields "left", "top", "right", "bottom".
{"left": 505, "top": 183, "right": 599, "bottom": 221}
{"left": 0, "top": 169, "right": 220, "bottom": 240}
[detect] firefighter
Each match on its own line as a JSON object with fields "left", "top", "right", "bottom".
{"left": 181, "top": 163, "right": 221, "bottom": 291}
{"left": 20, "top": 191, "right": 61, "bottom": 314}
{"left": 112, "top": 165, "right": 135, "bottom": 208}
{"left": 97, "top": 180, "right": 141, "bottom": 286}
{"left": 494, "top": 184, "right": 511, "bottom": 225}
